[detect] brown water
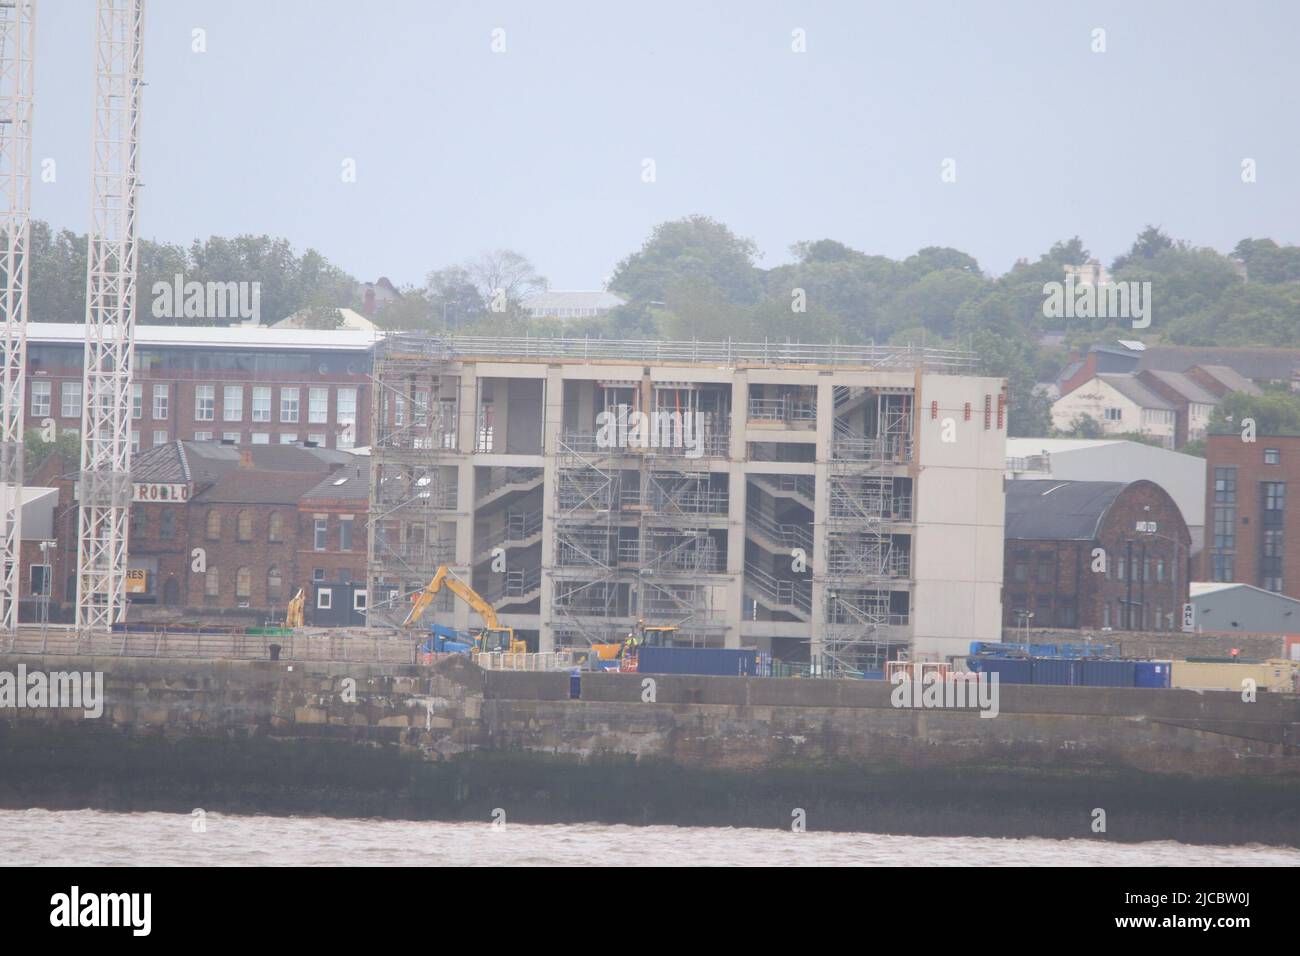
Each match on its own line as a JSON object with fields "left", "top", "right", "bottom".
{"left": 1, "top": 809, "right": 1296, "bottom": 866}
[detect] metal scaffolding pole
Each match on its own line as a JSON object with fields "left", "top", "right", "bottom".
{"left": 76, "top": 0, "right": 145, "bottom": 633}
{"left": 0, "top": 0, "right": 35, "bottom": 638}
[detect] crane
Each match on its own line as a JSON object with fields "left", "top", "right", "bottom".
{"left": 404, "top": 565, "right": 526, "bottom": 654}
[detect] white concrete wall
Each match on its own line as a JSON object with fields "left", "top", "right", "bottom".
{"left": 912, "top": 375, "right": 1006, "bottom": 657}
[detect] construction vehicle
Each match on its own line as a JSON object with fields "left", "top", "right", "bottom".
{"left": 420, "top": 623, "right": 476, "bottom": 655}
{"left": 404, "top": 565, "right": 527, "bottom": 654}
{"left": 588, "top": 620, "right": 678, "bottom": 670}
{"left": 285, "top": 589, "right": 306, "bottom": 628}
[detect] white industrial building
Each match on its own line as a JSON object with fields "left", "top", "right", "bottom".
{"left": 365, "top": 335, "right": 1007, "bottom": 670}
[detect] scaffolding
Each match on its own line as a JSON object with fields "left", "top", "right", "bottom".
{"left": 0, "top": 0, "right": 35, "bottom": 637}
{"left": 820, "top": 388, "right": 915, "bottom": 675}
{"left": 365, "top": 334, "right": 459, "bottom": 628}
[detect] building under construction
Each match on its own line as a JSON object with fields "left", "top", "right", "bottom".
{"left": 366, "top": 334, "right": 1006, "bottom": 671}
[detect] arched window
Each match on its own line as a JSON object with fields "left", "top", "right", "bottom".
{"left": 206, "top": 509, "right": 221, "bottom": 540}
{"left": 205, "top": 567, "right": 220, "bottom": 597}
{"left": 236, "top": 566, "right": 251, "bottom": 599}
{"left": 237, "top": 510, "right": 252, "bottom": 542}
{"left": 267, "top": 565, "right": 282, "bottom": 600}
{"left": 268, "top": 511, "right": 283, "bottom": 543}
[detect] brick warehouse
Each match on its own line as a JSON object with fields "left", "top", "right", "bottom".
{"left": 1203, "top": 434, "right": 1299, "bottom": 597}
{"left": 42, "top": 442, "right": 368, "bottom": 625}
{"left": 1003, "top": 479, "right": 1191, "bottom": 631}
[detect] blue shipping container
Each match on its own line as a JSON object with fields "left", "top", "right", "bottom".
{"left": 636, "top": 646, "right": 757, "bottom": 677}
{"left": 1032, "top": 658, "right": 1081, "bottom": 686}
{"left": 968, "top": 657, "right": 1033, "bottom": 684}
{"left": 1134, "top": 661, "right": 1172, "bottom": 689}
{"left": 1081, "top": 659, "right": 1136, "bottom": 687}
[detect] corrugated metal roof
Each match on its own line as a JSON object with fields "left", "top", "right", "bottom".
{"left": 1005, "top": 479, "right": 1127, "bottom": 540}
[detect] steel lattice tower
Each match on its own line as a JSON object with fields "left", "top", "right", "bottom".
{"left": 76, "top": 0, "right": 144, "bottom": 632}
{"left": 0, "top": 0, "right": 35, "bottom": 637}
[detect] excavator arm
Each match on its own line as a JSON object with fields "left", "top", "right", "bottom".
{"left": 403, "top": 565, "right": 509, "bottom": 639}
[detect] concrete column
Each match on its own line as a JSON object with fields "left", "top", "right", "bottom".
{"left": 809, "top": 373, "right": 836, "bottom": 663}
{"left": 538, "top": 366, "right": 565, "bottom": 652}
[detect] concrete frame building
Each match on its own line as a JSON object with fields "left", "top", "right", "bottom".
{"left": 364, "top": 334, "right": 1006, "bottom": 671}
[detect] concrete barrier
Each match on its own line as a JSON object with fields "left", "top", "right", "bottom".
{"left": 482, "top": 670, "right": 569, "bottom": 701}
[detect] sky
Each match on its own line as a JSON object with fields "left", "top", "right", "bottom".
{"left": 30, "top": 0, "right": 1300, "bottom": 290}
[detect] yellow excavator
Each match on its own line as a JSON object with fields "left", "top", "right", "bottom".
{"left": 404, "top": 565, "right": 527, "bottom": 654}
{"left": 285, "top": 588, "right": 306, "bottom": 628}
{"left": 589, "top": 620, "right": 677, "bottom": 667}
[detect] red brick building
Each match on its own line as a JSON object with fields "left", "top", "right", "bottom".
{"left": 26, "top": 323, "right": 373, "bottom": 454}
{"left": 1203, "top": 434, "right": 1298, "bottom": 598}
{"left": 1004, "top": 479, "right": 1191, "bottom": 631}
{"left": 45, "top": 441, "right": 368, "bottom": 626}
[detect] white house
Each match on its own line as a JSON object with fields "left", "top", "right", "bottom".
{"left": 1050, "top": 374, "right": 1176, "bottom": 447}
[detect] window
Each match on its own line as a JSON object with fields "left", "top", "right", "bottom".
{"left": 1103, "top": 407, "right": 1122, "bottom": 422}
{"left": 205, "top": 567, "right": 220, "bottom": 597}
{"left": 268, "top": 511, "right": 283, "bottom": 542}
{"left": 152, "top": 383, "right": 168, "bottom": 419}
{"left": 161, "top": 510, "right": 176, "bottom": 538}
{"left": 337, "top": 387, "right": 357, "bottom": 424}
{"left": 280, "top": 387, "right": 299, "bottom": 423}
{"left": 61, "top": 381, "right": 82, "bottom": 418}
{"left": 1263, "top": 482, "right": 1286, "bottom": 512}
{"left": 30, "top": 380, "right": 50, "bottom": 417}
{"left": 306, "top": 433, "right": 326, "bottom": 447}
{"left": 339, "top": 516, "right": 353, "bottom": 551}
{"left": 1211, "top": 554, "right": 1235, "bottom": 582}
{"left": 1213, "top": 467, "right": 1237, "bottom": 504}
{"left": 1265, "top": 448, "right": 1281, "bottom": 465}
{"left": 279, "top": 433, "right": 298, "bottom": 444}
{"left": 313, "top": 568, "right": 325, "bottom": 582}
{"left": 194, "top": 431, "right": 213, "bottom": 442}
{"left": 195, "top": 385, "right": 215, "bottom": 421}
{"left": 317, "top": 588, "right": 332, "bottom": 610}
{"left": 252, "top": 386, "right": 271, "bottom": 422}
{"left": 1264, "top": 576, "right": 1283, "bottom": 593}
{"left": 224, "top": 386, "right": 244, "bottom": 421}
{"left": 222, "top": 431, "right": 241, "bottom": 443}
{"left": 206, "top": 510, "right": 221, "bottom": 540}
{"left": 1156, "top": 559, "right": 1165, "bottom": 582}
{"left": 1263, "top": 528, "right": 1285, "bottom": 558}
{"left": 267, "top": 566, "right": 282, "bottom": 600}
{"left": 236, "top": 567, "right": 251, "bottom": 599}
{"left": 309, "top": 387, "right": 328, "bottom": 424}
{"left": 414, "top": 390, "right": 429, "bottom": 426}
{"left": 29, "top": 563, "right": 50, "bottom": 596}
{"left": 1102, "top": 603, "right": 1111, "bottom": 628}
{"left": 153, "top": 430, "right": 168, "bottom": 446}
{"left": 131, "top": 430, "right": 140, "bottom": 453}
{"left": 132, "top": 384, "right": 143, "bottom": 420}
{"left": 353, "top": 590, "right": 367, "bottom": 611}
{"left": 251, "top": 433, "right": 269, "bottom": 444}
{"left": 1213, "top": 508, "right": 1236, "bottom": 550}
{"left": 1036, "top": 563, "right": 1052, "bottom": 584}
{"left": 237, "top": 510, "right": 252, "bottom": 542}
{"left": 314, "top": 517, "right": 328, "bottom": 551}
{"left": 394, "top": 395, "right": 406, "bottom": 427}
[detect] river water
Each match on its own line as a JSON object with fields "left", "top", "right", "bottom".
{"left": 1, "top": 809, "right": 1296, "bottom": 866}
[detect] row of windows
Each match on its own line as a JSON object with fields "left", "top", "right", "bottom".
{"left": 187, "top": 431, "right": 335, "bottom": 447}
{"left": 32, "top": 380, "right": 358, "bottom": 431}
{"left": 204, "top": 566, "right": 284, "bottom": 600}
{"left": 1101, "top": 602, "right": 1172, "bottom": 630}
{"left": 29, "top": 344, "right": 365, "bottom": 376}
{"left": 200, "top": 510, "right": 355, "bottom": 550}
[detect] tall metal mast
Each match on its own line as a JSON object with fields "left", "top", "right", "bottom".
{"left": 0, "top": 0, "right": 35, "bottom": 638}
{"left": 77, "top": 0, "right": 144, "bottom": 632}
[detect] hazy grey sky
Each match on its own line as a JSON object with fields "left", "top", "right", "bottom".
{"left": 32, "top": 0, "right": 1300, "bottom": 289}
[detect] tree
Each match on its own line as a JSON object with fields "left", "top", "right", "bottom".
{"left": 1057, "top": 414, "right": 1105, "bottom": 439}
{"left": 463, "top": 249, "right": 546, "bottom": 312}
{"left": 425, "top": 265, "right": 486, "bottom": 329}
{"left": 1208, "top": 389, "right": 1300, "bottom": 437}
{"left": 1111, "top": 225, "right": 1175, "bottom": 272}
{"left": 24, "top": 427, "right": 81, "bottom": 477}
{"left": 610, "top": 215, "right": 762, "bottom": 305}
